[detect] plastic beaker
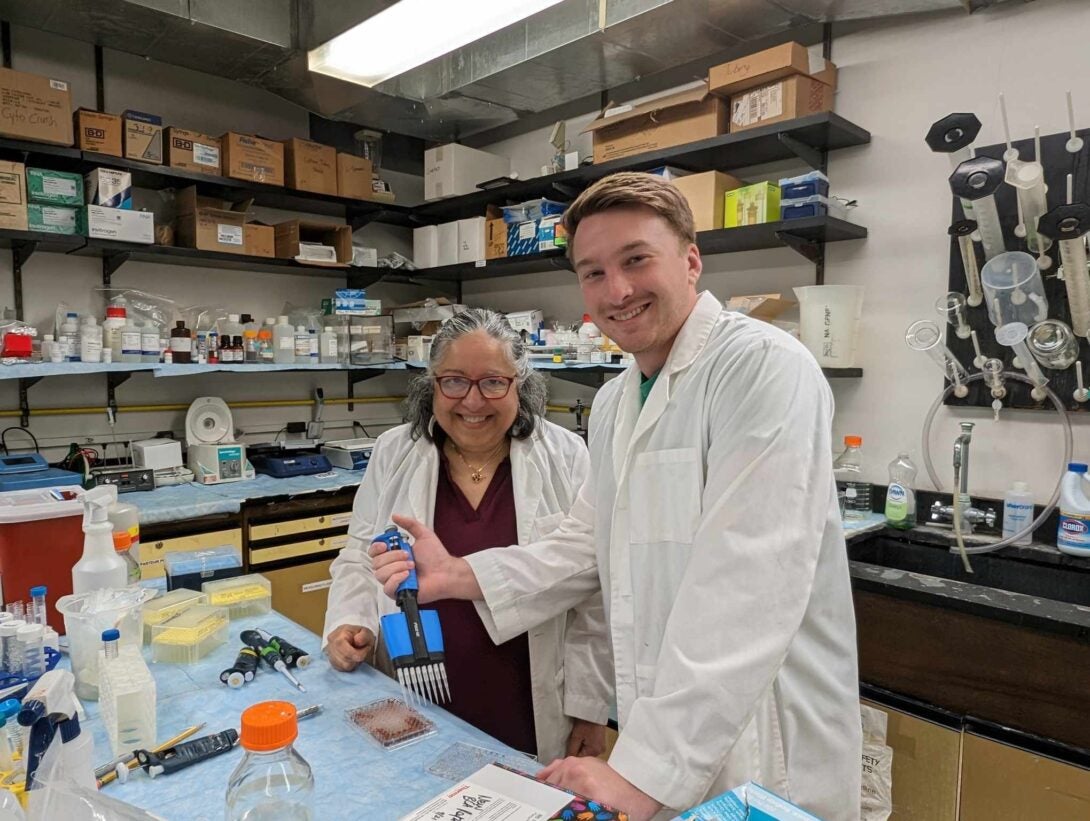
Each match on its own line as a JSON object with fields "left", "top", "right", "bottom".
{"left": 793, "top": 285, "right": 863, "bottom": 367}
{"left": 55, "top": 588, "right": 151, "bottom": 701}
{"left": 981, "top": 251, "right": 1049, "bottom": 328}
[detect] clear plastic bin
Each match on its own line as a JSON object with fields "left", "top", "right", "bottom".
{"left": 201, "top": 574, "right": 271, "bottom": 620}
{"left": 142, "top": 589, "right": 208, "bottom": 644}
{"left": 150, "top": 605, "right": 229, "bottom": 664}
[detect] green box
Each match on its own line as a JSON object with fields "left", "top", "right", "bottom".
{"left": 724, "top": 182, "right": 781, "bottom": 228}
{"left": 26, "top": 168, "right": 84, "bottom": 207}
{"left": 28, "top": 204, "right": 79, "bottom": 235}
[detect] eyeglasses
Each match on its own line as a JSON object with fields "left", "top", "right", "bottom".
{"left": 435, "top": 375, "right": 516, "bottom": 400}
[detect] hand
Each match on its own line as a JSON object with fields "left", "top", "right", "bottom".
{"left": 367, "top": 515, "right": 481, "bottom": 603}
{"left": 325, "top": 624, "right": 375, "bottom": 672}
{"left": 538, "top": 756, "right": 661, "bottom": 821}
{"left": 566, "top": 719, "right": 608, "bottom": 758}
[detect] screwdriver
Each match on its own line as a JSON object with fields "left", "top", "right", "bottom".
{"left": 240, "top": 629, "right": 306, "bottom": 692}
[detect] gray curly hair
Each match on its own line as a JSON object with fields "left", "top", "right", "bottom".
{"left": 405, "top": 308, "right": 548, "bottom": 441}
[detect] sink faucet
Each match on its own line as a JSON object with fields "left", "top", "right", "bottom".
{"left": 930, "top": 422, "right": 998, "bottom": 533}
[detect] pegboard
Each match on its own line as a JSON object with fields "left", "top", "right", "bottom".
{"left": 944, "top": 124, "right": 1090, "bottom": 411}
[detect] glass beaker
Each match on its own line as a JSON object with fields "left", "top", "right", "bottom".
{"left": 905, "top": 319, "right": 969, "bottom": 395}
{"left": 981, "top": 251, "right": 1049, "bottom": 328}
{"left": 793, "top": 285, "right": 864, "bottom": 367}
{"left": 1028, "top": 319, "right": 1080, "bottom": 370}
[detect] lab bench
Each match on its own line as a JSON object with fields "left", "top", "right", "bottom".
{"left": 74, "top": 611, "right": 536, "bottom": 819}
{"left": 128, "top": 471, "right": 363, "bottom": 637}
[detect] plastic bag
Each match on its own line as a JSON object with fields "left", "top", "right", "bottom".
{"left": 28, "top": 779, "right": 164, "bottom": 821}
{"left": 0, "top": 790, "right": 25, "bottom": 821}
{"left": 95, "top": 289, "right": 178, "bottom": 331}
{"left": 860, "top": 704, "right": 893, "bottom": 821}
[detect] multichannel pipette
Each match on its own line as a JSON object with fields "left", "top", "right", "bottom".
{"left": 374, "top": 526, "right": 451, "bottom": 705}
{"left": 950, "top": 156, "right": 1007, "bottom": 263}
{"left": 240, "top": 629, "right": 305, "bottom": 693}
{"left": 1038, "top": 202, "right": 1090, "bottom": 338}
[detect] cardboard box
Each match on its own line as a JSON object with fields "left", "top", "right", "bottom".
{"left": 221, "top": 132, "right": 285, "bottom": 186}
{"left": 85, "top": 168, "right": 132, "bottom": 209}
{"left": 27, "top": 204, "right": 78, "bottom": 235}
{"left": 27, "top": 168, "right": 83, "bottom": 207}
{"left": 407, "top": 335, "right": 434, "bottom": 362}
{"left": 537, "top": 215, "right": 567, "bottom": 252}
{"left": 79, "top": 205, "right": 154, "bottom": 244}
{"left": 505, "top": 310, "right": 544, "bottom": 336}
{"left": 283, "top": 138, "right": 337, "bottom": 195}
{"left": 273, "top": 220, "right": 351, "bottom": 266}
{"left": 123, "top": 110, "right": 163, "bottom": 164}
{"left": 724, "top": 182, "right": 781, "bottom": 227}
{"left": 507, "top": 217, "right": 568, "bottom": 256}
{"left": 436, "top": 221, "right": 458, "bottom": 266}
{"left": 0, "top": 161, "right": 28, "bottom": 231}
{"left": 73, "top": 109, "right": 122, "bottom": 156}
{"left": 413, "top": 225, "right": 439, "bottom": 269}
{"left": 730, "top": 75, "right": 833, "bottom": 133}
{"left": 584, "top": 83, "right": 727, "bottom": 164}
{"left": 725, "top": 293, "right": 795, "bottom": 322}
{"left": 175, "top": 186, "right": 249, "bottom": 256}
{"left": 671, "top": 170, "right": 744, "bottom": 232}
{"left": 392, "top": 300, "right": 468, "bottom": 327}
{"left": 708, "top": 41, "right": 838, "bottom": 98}
{"left": 485, "top": 206, "right": 506, "bottom": 260}
{"left": 0, "top": 68, "right": 73, "bottom": 146}
{"left": 165, "top": 128, "right": 222, "bottom": 175}
{"left": 336, "top": 153, "right": 374, "bottom": 200}
{"left": 244, "top": 223, "right": 275, "bottom": 258}
{"left": 457, "top": 217, "right": 485, "bottom": 263}
{"left": 424, "top": 143, "right": 510, "bottom": 201}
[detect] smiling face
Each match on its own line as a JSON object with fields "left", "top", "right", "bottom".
{"left": 431, "top": 330, "right": 520, "bottom": 455}
{"left": 571, "top": 205, "right": 701, "bottom": 375}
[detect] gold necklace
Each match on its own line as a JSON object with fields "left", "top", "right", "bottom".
{"left": 450, "top": 440, "right": 507, "bottom": 483}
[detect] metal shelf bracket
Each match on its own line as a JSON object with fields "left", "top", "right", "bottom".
{"left": 777, "top": 132, "right": 824, "bottom": 171}
{"left": 102, "top": 251, "right": 131, "bottom": 287}
{"left": 18, "top": 376, "right": 41, "bottom": 428}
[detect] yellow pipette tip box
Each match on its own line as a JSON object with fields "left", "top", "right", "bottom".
{"left": 151, "top": 604, "right": 229, "bottom": 664}
{"left": 201, "top": 573, "right": 272, "bottom": 620}
{"left": 142, "top": 588, "right": 209, "bottom": 644}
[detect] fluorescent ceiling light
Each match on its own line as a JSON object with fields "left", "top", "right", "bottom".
{"left": 309, "top": 0, "right": 565, "bottom": 88}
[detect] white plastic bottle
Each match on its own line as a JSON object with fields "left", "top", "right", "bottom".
{"left": 60, "top": 312, "right": 80, "bottom": 362}
{"left": 1002, "top": 481, "right": 1035, "bottom": 546}
{"left": 273, "top": 316, "right": 295, "bottom": 364}
{"left": 40, "top": 334, "right": 56, "bottom": 363}
{"left": 294, "top": 326, "right": 310, "bottom": 365}
{"left": 833, "top": 435, "right": 872, "bottom": 521}
{"left": 71, "top": 486, "right": 128, "bottom": 594}
{"left": 141, "top": 320, "right": 160, "bottom": 363}
{"left": 308, "top": 329, "right": 319, "bottom": 363}
{"left": 119, "top": 317, "right": 142, "bottom": 363}
{"left": 578, "top": 313, "right": 600, "bottom": 342}
{"left": 1057, "top": 463, "right": 1090, "bottom": 556}
{"left": 102, "top": 302, "right": 127, "bottom": 360}
{"left": 80, "top": 317, "right": 103, "bottom": 364}
{"left": 319, "top": 327, "right": 338, "bottom": 364}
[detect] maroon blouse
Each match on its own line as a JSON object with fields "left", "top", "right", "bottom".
{"left": 431, "top": 448, "right": 537, "bottom": 755}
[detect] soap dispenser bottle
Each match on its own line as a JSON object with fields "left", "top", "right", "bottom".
{"left": 71, "top": 486, "right": 128, "bottom": 595}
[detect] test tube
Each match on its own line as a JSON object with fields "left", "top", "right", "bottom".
{"left": 949, "top": 220, "right": 984, "bottom": 307}
{"left": 5, "top": 602, "right": 24, "bottom": 622}
{"left": 927, "top": 113, "right": 983, "bottom": 217}
{"left": 995, "top": 322, "right": 1049, "bottom": 398}
{"left": 29, "top": 587, "right": 46, "bottom": 628}
{"left": 936, "top": 292, "right": 972, "bottom": 339}
{"left": 905, "top": 319, "right": 970, "bottom": 397}
{"left": 1038, "top": 203, "right": 1090, "bottom": 337}
{"left": 950, "top": 157, "right": 1007, "bottom": 263}
{"left": 16, "top": 624, "right": 43, "bottom": 679}
{"left": 1028, "top": 319, "right": 1080, "bottom": 370}
{"left": 982, "top": 358, "right": 1006, "bottom": 399}
{"left": 1005, "top": 160, "right": 1051, "bottom": 255}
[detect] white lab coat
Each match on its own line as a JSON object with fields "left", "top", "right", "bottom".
{"left": 466, "top": 292, "right": 862, "bottom": 820}
{"left": 322, "top": 419, "right": 614, "bottom": 763}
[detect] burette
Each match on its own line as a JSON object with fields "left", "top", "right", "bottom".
{"left": 950, "top": 156, "right": 1007, "bottom": 263}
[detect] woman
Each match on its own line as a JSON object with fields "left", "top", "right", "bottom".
{"left": 323, "top": 308, "right": 612, "bottom": 761}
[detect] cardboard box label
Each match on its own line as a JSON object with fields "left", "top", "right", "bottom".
{"left": 518, "top": 222, "right": 535, "bottom": 240}
{"left": 193, "top": 143, "right": 219, "bottom": 167}
{"left": 125, "top": 118, "right": 163, "bottom": 163}
{"left": 217, "top": 224, "right": 243, "bottom": 246}
{"left": 49, "top": 79, "right": 67, "bottom": 91}
{"left": 733, "top": 85, "right": 783, "bottom": 128}
{"left": 300, "top": 580, "right": 332, "bottom": 594}
{"left": 0, "top": 171, "right": 23, "bottom": 205}
{"left": 0, "top": 68, "right": 74, "bottom": 145}
{"left": 43, "top": 176, "right": 77, "bottom": 199}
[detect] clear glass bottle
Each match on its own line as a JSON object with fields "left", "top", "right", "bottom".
{"left": 258, "top": 319, "right": 275, "bottom": 364}
{"left": 226, "top": 701, "right": 313, "bottom": 821}
{"left": 833, "top": 435, "right": 872, "bottom": 521}
{"left": 170, "top": 321, "right": 192, "bottom": 364}
{"left": 244, "top": 329, "right": 259, "bottom": 364}
{"left": 884, "top": 452, "right": 917, "bottom": 530}
{"left": 141, "top": 320, "right": 160, "bottom": 363}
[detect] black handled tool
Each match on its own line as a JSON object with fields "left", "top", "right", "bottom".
{"left": 134, "top": 729, "right": 239, "bottom": 778}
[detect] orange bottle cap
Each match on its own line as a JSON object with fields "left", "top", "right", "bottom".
{"left": 112, "top": 532, "right": 132, "bottom": 550}
{"left": 240, "top": 701, "right": 297, "bottom": 751}
{"left": 844, "top": 435, "right": 862, "bottom": 447}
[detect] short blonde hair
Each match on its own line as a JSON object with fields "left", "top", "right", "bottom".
{"left": 562, "top": 171, "right": 696, "bottom": 259}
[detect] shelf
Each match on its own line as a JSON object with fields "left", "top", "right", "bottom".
{"left": 411, "top": 113, "right": 871, "bottom": 223}
{"left": 0, "top": 228, "right": 86, "bottom": 254}
{"left": 821, "top": 368, "right": 863, "bottom": 378}
{"left": 408, "top": 217, "right": 868, "bottom": 283}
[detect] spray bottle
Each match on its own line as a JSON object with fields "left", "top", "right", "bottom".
{"left": 71, "top": 486, "right": 127, "bottom": 595}
{"left": 17, "top": 669, "right": 87, "bottom": 791}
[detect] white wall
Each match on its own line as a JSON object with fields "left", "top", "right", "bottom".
{"left": 3, "top": 25, "right": 424, "bottom": 459}
{"left": 471, "top": 0, "right": 1090, "bottom": 504}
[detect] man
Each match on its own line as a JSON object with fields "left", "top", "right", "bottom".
{"left": 372, "top": 172, "right": 862, "bottom": 820}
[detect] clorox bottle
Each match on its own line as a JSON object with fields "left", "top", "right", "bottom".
{"left": 1057, "top": 462, "right": 1090, "bottom": 556}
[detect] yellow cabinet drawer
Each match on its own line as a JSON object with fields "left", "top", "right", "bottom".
{"left": 249, "top": 511, "right": 352, "bottom": 542}
{"left": 139, "top": 529, "right": 242, "bottom": 580}
{"left": 250, "top": 534, "right": 348, "bottom": 566}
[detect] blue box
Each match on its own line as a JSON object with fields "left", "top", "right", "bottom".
{"left": 507, "top": 221, "right": 538, "bottom": 256}
{"left": 122, "top": 109, "right": 163, "bottom": 126}
{"left": 501, "top": 198, "right": 567, "bottom": 224}
{"left": 779, "top": 170, "right": 829, "bottom": 200}
{"left": 781, "top": 194, "right": 832, "bottom": 221}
